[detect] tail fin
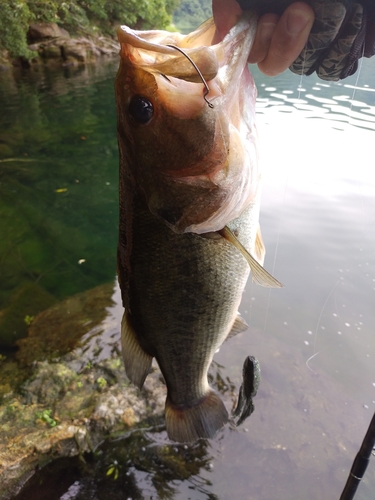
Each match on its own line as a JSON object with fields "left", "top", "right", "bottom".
{"left": 165, "top": 390, "right": 228, "bottom": 442}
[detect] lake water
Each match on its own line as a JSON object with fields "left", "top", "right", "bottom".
{"left": 1, "top": 52, "right": 375, "bottom": 498}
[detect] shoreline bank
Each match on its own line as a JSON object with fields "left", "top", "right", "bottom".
{"left": 1, "top": 22, "right": 119, "bottom": 71}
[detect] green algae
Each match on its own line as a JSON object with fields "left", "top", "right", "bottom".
{"left": 0, "top": 62, "right": 119, "bottom": 349}
{"left": 0, "top": 282, "right": 57, "bottom": 348}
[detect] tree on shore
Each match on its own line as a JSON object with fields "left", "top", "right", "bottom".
{"left": 173, "top": 0, "right": 211, "bottom": 33}
{"left": 0, "top": 0, "right": 180, "bottom": 59}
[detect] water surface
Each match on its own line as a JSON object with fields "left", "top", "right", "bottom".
{"left": 1, "top": 56, "right": 375, "bottom": 499}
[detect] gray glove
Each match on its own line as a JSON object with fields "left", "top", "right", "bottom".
{"left": 236, "top": 0, "right": 375, "bottom": 80}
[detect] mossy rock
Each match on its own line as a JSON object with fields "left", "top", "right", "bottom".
{"left": 21, "top": 362, "right": 78, "bottom": 406}
{"left": 16, "top": 282, "right": 115, "bottom": 365}
{"left": 0, "top": 282, "right": 57, "bottom": 348}
{"left": 39, "top": 44, "right": 63, "bottom": 60}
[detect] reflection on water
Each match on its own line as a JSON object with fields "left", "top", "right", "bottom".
{"left": 0, "top": 62, "right": 119, "bottom": 347}
{"left": 1, "top": 56, "right": 375, "bottom": 498}
{"left": 231, "top": 61, "right": 375, "bottom": 499}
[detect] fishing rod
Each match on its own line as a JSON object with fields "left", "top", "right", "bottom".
{"left": 339, "top": 409, "right": 375, "bottom": 500}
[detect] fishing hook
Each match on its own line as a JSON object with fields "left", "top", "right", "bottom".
{"left": 166, "top": 44, "right": 214, "bottom": 109}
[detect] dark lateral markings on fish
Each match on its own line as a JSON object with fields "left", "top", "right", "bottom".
{"left": 115, "top": 12, "right": 282, "bottom": 442}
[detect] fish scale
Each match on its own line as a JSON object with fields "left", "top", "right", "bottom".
{"left": 120, "top": 194, "right": 252, "bottom": 440}
{"left": 115, "top": 14, "right": 280, "bottom": 442}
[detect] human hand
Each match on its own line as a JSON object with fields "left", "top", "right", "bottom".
{"left": 212, "top": 0, "right": 314, "bottom": 76}
{"left": 248, "top": 2, "right": 315, "bottom": 76}
{"left": 213, "top": 0, "right": 375, "bottom": 81}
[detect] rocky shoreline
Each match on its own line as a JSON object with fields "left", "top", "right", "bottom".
{"left": 0, "top": 283, "right": 166, "bottom": 499}
{"left": 0, "top": 22, "right": 119, "bottom": 70}
{"left": 0, "top": 282, "right": 238, "bottom": 499}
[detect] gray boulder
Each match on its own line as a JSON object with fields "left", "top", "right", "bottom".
{"left": 28, "top": 23, "right": 70, "bottom": 43}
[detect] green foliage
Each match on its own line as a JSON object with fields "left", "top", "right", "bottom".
{"left": 173, "top": 0, "right": 212, "bottom": 33}
{"left": 101, "top": 0, "right": 180, "bottom": 31}
{"left": 0, "top": 0, "right": 181, "bottom": 59}
{"left": 0, "top": 0, "right": 35, "bottom": 58}
{"left": 35, "top": 408, "right": 57, "bottom": 427}
{"left": 96, "top": 376, "right": 107, "bottom": 389}
{"left": 106, "top": 461, "right": 120, "bottom": 480}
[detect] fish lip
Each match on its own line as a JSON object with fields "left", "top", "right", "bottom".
{"left": 118, "top": 25, "right": 179, "bottom": 56}
{"left": 117, "top": 14, "right": 257, "bottom": 91}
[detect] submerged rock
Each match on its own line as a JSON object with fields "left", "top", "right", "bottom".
{"left": 16, "top": 282, "right": 116, "bottom": 365}
{"left": 0, "top": 282, "right": 166, "bottom": 499}
{"left": 0, "top": 143, "right": 13, "bottom": 158}
{"left": 0, "top": 282, "right": 57, "bottom": 348}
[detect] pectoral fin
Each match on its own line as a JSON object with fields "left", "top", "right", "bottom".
{"left": 121, "top": 312, "right": 153, "bottom": 389}
{"left": 219, "top": 226, "right": 284, "bottom": 288}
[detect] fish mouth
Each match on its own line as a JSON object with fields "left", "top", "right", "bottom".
{"left": 117, "top": 14, "right": 257, "bottom": 105}
{"left": 117, "top": 14, "right": 259, "bottom": 234}
{"left": 117, "top": 21, "right": 219, "bottom": 84}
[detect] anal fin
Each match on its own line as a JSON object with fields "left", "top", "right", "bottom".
{"left": 121, "top": 311, "right": 153, "bottom": 389}
{"left": 226, "top": 314, "right": 249, "bottom": 341}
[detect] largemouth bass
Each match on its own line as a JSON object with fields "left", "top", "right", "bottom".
{"left": 115, "top": 14, "right": 280, "bottom": 442}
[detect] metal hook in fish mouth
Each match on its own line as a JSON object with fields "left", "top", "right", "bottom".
{"left": 166, "top": 44, "right": 214, "bottom": 109}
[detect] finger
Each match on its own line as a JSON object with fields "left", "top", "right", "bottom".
{"left": 212, "top": 0, "right": 242, "bottom": 44}
{"left": 290, "top": 1, "right": 347, "bottom": 78}
{"left": 258, "top": 2, "right": 315, "bottom": 76}
{"left": 248, "top": 13, "right": 280, "bottom": 64}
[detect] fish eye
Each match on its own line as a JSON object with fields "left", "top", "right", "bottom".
{"left": 128, "top": 95, "right": 154, "bottom": 124}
